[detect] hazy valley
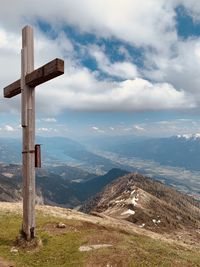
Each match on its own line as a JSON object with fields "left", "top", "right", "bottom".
{"left": 0, "top": 135, "right": 200, "bottom": 266}
{"left": 1, "top": 135, "right": 199, "bottom": 201}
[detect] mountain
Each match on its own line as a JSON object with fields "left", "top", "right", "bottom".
{"left": 0, "top": 164, "right": 127, "bottom": 208}
{"left": 99, "top": 134, "right": 200, "bottom": 171}
{"left": 0, "top": 164, "right": 80, "bottom": 207}
{"left": 0, "top": 136, "right": 118, "bottom": 173}
{"left": 82, "top": 173, "right": 200, "bottom": 234}
{"left": 0, "top": 173, "right": 21, "bottom": 202}
{"left": 3, "top": 134, "right": 200, "bottom": 172}
{"left": 37, "top": 136, "right": 116, "bottom": 170}
{"left": 0, "top": 163, "right": 85, "bottom": 207}
{"left": 71, "top": 168, "right": 129, "bottom": 202}
{"left": 0, "top": 138, "right": 21, "bottom": 163}
{"left": 46, "top": 164, "right": 97, "bottom": 182}
{"left": 0, "top": 202, "right": 199, "bottom": 267}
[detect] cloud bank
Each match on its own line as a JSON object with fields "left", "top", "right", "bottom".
{"left": 1, "top": 0, "right": 200, "bottom": 115}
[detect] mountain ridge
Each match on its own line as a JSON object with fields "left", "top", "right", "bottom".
{"left": 81, "top": 172, "right": 200, "bottom": 237}
{"left": 0, "top": 164, "right": 127, "bottom": 208}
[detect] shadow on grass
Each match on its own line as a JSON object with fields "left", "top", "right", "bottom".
{"left": 0, "top": 237, "right": 15, "bottom": 247}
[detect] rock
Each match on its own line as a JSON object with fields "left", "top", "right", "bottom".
{"left": 79, "top": 244, "right": 112, "bottom": 252}
{"left": 10, "top": 247, "right": 18, "bottom": 253}
{"left": 56, "top": 222, "right": 66, "bottom": 228}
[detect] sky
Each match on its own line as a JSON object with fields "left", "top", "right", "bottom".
{"left": 2, "top": 1, "right": 200, "bottom": 138}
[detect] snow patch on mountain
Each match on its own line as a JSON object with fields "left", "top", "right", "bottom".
{"left": 132, "top": 195, "right": 138, "bottom": 206}
{"left": 121, "top": 209, "right": 135, "bottom": 215}
{"left": 176, "top": 133, "right": 200, "bottom": 140}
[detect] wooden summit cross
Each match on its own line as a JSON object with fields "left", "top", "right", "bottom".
{"left": 3, "top": 26, "right": 64, "bottom": 240}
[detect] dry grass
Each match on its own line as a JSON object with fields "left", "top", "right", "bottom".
{"left": 0, "top": 202, "right": 199, "bottom": 267}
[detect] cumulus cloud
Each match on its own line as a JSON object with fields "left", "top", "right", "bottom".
{"left": 42, "top": 118, "right": 57, "bottom": 122}
{"left": 92, "top": 126, "right": 99, "bottom": 131}
{"left": 4, "top": 125, "right": 15, "bottom": 132}
{"left": 109, "top": 127, "right": 115, "bottom": 131}
{"left": 0, "top": 0, "right": 200, "bottom": 116}
{"left": 134, "top": 118, "right": 200, "bottom": 137}
{"left": 91, "top": 126, "right": 105, "bottom": 133}
{"left": 89, "top": 45, "right": 138, "bottom": 79}
{"left": 141, "top": 37, "right": 200, "bottom": 115}
{"left": 35, "top": 76, "right": 195, "bottom": 113}
{"left": 134, "top": 125, "right": 145, "bottom": 132}
{"left": 1, "top": 42, "right": 195, "bottom": 115}
{"left": 37, "top": 127, "right": 57, "bottom": 133}
{"left": 37, "top": 128, "right": 49, "bottom": 132}
{"left": 177, "top": 0, "right": 200, "bottom": 21}
{"left": 0, "top": 0, "right": 179, "bottom": 50}
{"left": 0, "top": 25, "right": 74, "bottom": 115}
{"left": 0, "top": 124, "right": 19, "bottom": 136}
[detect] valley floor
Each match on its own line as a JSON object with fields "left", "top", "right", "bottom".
{"left": 0, "top": 202, "right": 199, "bottom": 267}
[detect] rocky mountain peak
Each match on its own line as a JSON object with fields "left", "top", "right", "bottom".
{"left": 82, "top": 173, "right": 200, "bottom": 234}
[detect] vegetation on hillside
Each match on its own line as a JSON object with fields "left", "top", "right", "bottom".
{"left": 0, "top": 207, "right": 199, "bottom": 267}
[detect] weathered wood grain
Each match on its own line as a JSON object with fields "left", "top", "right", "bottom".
{"left": 22, "top": 25, "right": 35, "bottom": 241}
{"left": 26, "top": 58, "right": 64, "bottom": 87}
{"left": 4, "top": 79, "right": 21, "bottom": 98}
{"left": 4, "top": 58, "right": 64, "bottom": 98}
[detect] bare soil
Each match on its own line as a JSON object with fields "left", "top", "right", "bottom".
{"left": 0, "top": 257, "right": 15, "bottom": 267}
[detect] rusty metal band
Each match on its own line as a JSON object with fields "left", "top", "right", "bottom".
{"left": 22, "top": 150, "right": 35, "bottom": 154}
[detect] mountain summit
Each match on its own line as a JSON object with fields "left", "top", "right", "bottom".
{"left": 82, "top": 173, "right": 200, "bottom": 240}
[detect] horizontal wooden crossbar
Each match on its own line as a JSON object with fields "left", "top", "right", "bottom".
{"left": 4, "top": 58, "right": 64, "bottom": 98}
{"left": 4, "top": 79, "right": 21, "bottom": 98}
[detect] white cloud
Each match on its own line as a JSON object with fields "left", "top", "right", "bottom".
{"left": 123, "top": 127, "right": 132, "bottom": 132}
{"left": 0, "top": 0, "right": 178, "bottom": 50}
{"left": 37, "top": 77, "right": 193, "bottom": 113}
{"left": 0, "top": 0, "right": 200, "bottom": 116}
{"left": 177, "top": 0, "right": 200, "bottom": 21}
{"left": 133, "top": 125, "right": 145, "bottom": 132}
{"left": 89, "top": 45, "right": 138, "bottom": 79}
{"left": 143, "top": 38, "right": 200, "bottom": 106}
{"left": 4, "top": 125, "right": 15, "bottom": 132}
{"left": 2, "top": 48, "right": 194, "bottom": 114}
{"left": 0, "top": 25, "right": 75, "bottom": 115}
{"left": 37, "top": 127, "right": 49, "bottom": 132}
{"left": 91, "top": 126, "right": 105, "bottom": 133}
{"left": 37, "top": 127, "right": 57, "bottom": 133}
{"left": 42, "top": 118, "right": 57, "bottom": 122}
{"left": 92, "top": 126, "right": 99, "bottom": 131}
{"left": 134, "top": 118, "right": 200, "bottom": 137}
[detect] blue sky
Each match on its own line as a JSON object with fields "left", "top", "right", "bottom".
{"left": 1, "top": 1, "right": 200, "bottom": 139}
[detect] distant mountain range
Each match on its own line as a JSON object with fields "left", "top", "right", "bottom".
{"left": 1, "top": 135, "right": 200, "bottom": 202}
{"left": 0, "top": 136, "right": 118, "bottom": 173}
{"left": 2, "top": 134, "right": 200, "bottom": 172}
{"left": 0, "top": 163, "right": 127, "bottom": 208}
{"left": 98, "top": 134, "right": 200, "bottom": 171}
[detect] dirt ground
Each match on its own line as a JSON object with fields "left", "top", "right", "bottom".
{"left": 0, "top": 257, "right": 15, "bottom": 267}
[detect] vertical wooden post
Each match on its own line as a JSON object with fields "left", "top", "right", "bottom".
{"left": 3, "top": 25, "right": 64, "bottom": 241}
{"left": 21, "top": 26, "right": 35, "bottom": 240}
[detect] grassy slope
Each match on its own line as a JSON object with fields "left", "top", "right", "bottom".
{"left": 0, "top": 209, "right": 199, "bottom": 267}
